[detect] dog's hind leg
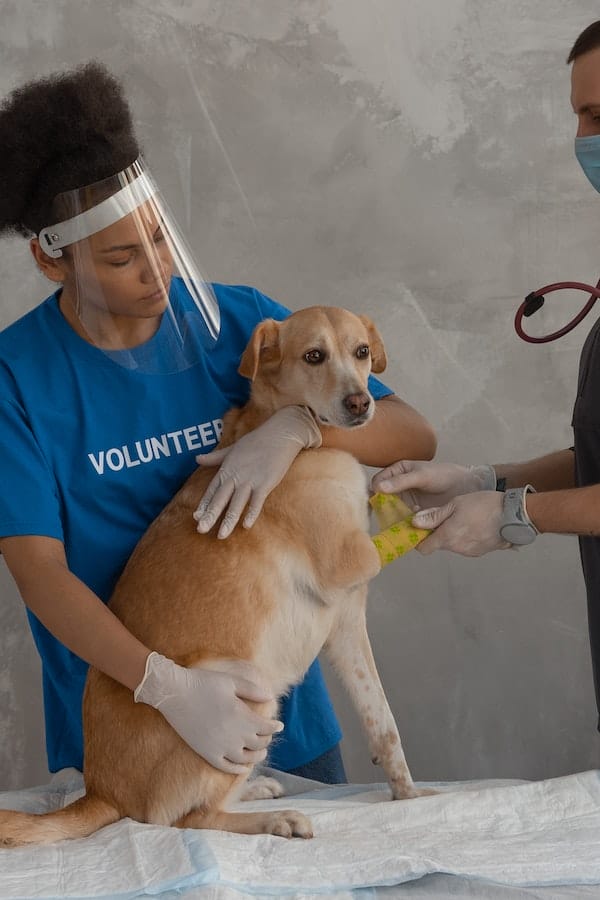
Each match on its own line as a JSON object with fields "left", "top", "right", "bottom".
{"left": 144, "top": 751, "right": 310, "bottom": 838}
{"left": 325, "top": 592, "right": 436, "bottom": 800}
{"left": 175, "top": 807, "right": 313, "bottom": 838}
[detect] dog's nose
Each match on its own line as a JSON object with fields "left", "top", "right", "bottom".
{"left": 343, "top": 392, "right": 371, "bottom": 416}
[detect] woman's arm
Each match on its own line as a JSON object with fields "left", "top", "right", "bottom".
{"left": 1, "top": 533, "right": 281, "bottom": 771}
{"left": 320, "top": 395, "right": 437, "bottom": 466}
{"left": 1, "top": 534, "right": 150, "bottom": 689}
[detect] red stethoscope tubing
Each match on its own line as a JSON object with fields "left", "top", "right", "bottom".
{"left": 515, "top": 279, "right": 600, "bottom": 343}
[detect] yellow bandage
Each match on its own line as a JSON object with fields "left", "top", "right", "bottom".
{"left": 369, "top": 492, "right": 414, "bottom": 528}
{"left": 369, "top": 493, "right": 430, "bottom": 567}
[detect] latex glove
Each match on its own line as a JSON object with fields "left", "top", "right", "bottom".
{"left": 194, "top": 405, "right": 322, "bottom": 538}
{"left": 371, "top": 460, "right": 496, "bottom": 513}
{"left": 411, "top": 491, "right": 511, "bottom": 557}
{"left": 134, "top": 652, "right": 284, "bottom": 774}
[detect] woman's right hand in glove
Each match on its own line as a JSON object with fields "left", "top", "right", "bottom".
{"left": 134, "top": 652, "right": 283, "bottom": 774}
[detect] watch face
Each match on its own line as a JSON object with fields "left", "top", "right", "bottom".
{"left": 500, "top": 523, "right": 536, "bottom": 545}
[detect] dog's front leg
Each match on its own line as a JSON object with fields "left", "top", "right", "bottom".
{"left": 324, "top": 599, "right": 433, "bottom": 800}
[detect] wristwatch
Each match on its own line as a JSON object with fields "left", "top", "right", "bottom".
{"left": 499, "top": 485, "right": 539, "bottom": 546}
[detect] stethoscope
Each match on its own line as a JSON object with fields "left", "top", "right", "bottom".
{"left": 515, "top": 277, "right": 600, "bottom": 343}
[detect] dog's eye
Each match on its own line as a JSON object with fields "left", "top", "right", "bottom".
{"left": 304, "top": 349, "right": 326, "bottom": 365}
{"left": 356, "top": 345, "right": 370, "bottom": 360}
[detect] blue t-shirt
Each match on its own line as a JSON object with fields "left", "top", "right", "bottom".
{"left": 0, "top": 280, "right": 391, "bottom": 773}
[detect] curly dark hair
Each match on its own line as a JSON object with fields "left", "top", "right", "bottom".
{"left": 0, "top": 61, "right": 140, "bottom": 238}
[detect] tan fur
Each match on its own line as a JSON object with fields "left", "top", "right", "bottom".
{"left": 0, "top": 305, "right": 429, "bottom": 848}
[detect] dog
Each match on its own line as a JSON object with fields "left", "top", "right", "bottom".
{"left": 0, "top": 305, "right": 431, "bottom": 847}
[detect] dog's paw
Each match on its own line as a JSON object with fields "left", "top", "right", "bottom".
{"left": 240, "top": 776, "right": 285, "bottom": 801}
{"left": 266, "top": 809, "right": 313, "bottom": 839}
{"left": 391, "top": 784, "right": 439, "bottom": 800}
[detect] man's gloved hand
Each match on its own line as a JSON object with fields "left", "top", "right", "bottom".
{"left": 194, "top": 406, "right": 322, "bottom": 539}
{"left": 410, "top": 491, "right": 511, "bottom": 557}
{"left": 371, "top": 460, "right": 496, "bottom": 513}
{"left": 134, "top": 652, "right": 284, "bottom": 774}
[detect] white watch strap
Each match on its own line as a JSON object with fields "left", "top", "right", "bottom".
{"left": 521, "top": 484, "right": 539, "bottom": 533}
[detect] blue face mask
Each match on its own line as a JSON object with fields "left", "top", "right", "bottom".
{"left": 575, "top": 135, "right": 600, "bottom": 192}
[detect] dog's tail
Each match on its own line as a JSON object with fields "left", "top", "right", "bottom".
{"left": 0, "top": 793, "right": 120, "bottom": 847}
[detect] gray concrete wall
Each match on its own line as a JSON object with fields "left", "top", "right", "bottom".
{"left": 1, "top": 0, "right": 599, "bottom": 789}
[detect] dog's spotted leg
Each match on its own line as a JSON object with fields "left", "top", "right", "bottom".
{"left": 324, "top": 594, "right": 436, "bottom": 800}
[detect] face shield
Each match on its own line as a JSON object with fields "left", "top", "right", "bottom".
{"left": 38, "top": 157, "right": 220, "bottom": 373}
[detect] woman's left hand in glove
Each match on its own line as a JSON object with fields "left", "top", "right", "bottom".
{"left": 193, "top": 405, "right": 322, "bottom": 539}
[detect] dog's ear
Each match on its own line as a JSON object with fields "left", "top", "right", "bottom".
{"left": 359, "top": 315, "right": 387, "bottom": 373}
{"left": 238, "top": 318, "right": 282, "bottom": 381}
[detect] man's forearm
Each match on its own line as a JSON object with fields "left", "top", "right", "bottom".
{"left": 493, "top": 448, "right": 600, "bottom": 537}
{"left": 320, "top": 395, "right": 437, "bottom": 466}
{"left": 527, "top": 483, "right": 600, "bottom": 536}
{"left": 494, "top": 448, "right": 575, "bottom": 492}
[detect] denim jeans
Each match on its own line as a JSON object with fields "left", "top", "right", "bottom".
{"left": 284, "top": 743, "right": 347, "bottom": 784}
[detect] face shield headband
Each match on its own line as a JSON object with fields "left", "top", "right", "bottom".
{"left": 38, "top": 158, "right": 220, "bottom": 373}
{"left": 39, "top": 167, "right": 159, "bottom": 258}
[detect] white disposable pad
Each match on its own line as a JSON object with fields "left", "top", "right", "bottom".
{"left": 1, "top": 768, "right": 600, "bottom": 899}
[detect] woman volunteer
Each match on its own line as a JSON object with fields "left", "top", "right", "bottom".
{"left": 0, "top": 61, "right": 436, "bottom": 783}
